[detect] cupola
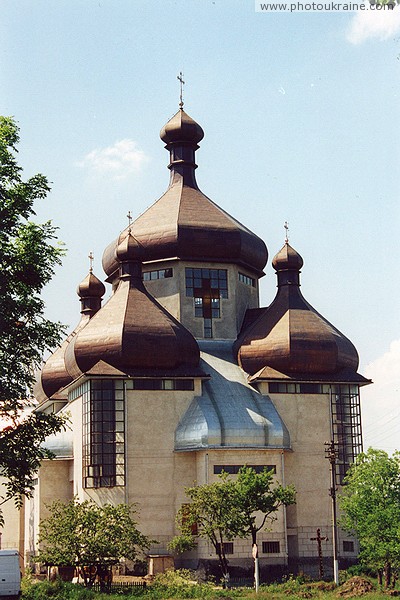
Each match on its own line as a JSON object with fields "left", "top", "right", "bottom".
{"left": 235, "top": 241, "right": 360, "bottom": 377}
{"left": 34, "top": 265, "right": 106, "bottom": 403}
{"left": 72, "top": 231, "right": 201, "bottom": 374}
{"left": 102, "top": 107, "right": 268, "bottom": 282}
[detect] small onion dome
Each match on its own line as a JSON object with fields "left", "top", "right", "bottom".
{"left": 34, "top": 269, "right": 106, "bottom": 403}
{"left": 160, "top": 108, "right": 204, "bottom": 145}
{"left": 77, "top": 271, "right": 106, "bottom": 299}
{"left": 115, "top": 231, "right": 145, "bottom": 262}
{"left": 235, "top": 243, "right": 359, "bottom": 377}
{"left": 272, "top": 242, "right": 304, "bottom": 272}
{"left": 72, "top": 240, "right": 200, "bottom": 373}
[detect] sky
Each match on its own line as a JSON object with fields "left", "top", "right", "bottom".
{"left": 1, "top": 0, "right": 400, "bottom": 454}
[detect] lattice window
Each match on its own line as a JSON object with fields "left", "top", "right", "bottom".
{"left": 330, "top": 384, "right": 362, "bottom": 484}
{"left": 83, "top": 379, "right": 125, "bottom": 489}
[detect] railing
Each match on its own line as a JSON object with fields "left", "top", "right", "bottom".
{"left": 91, "top": 581, "right": 147, "bottom": 594}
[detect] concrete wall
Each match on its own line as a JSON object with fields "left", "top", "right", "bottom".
{"left": 144, "top": 260, "right": 260, "bottom": 340}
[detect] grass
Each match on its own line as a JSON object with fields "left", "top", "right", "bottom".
{"left": 20, "top": 571, "right": 396, "bottom": 600}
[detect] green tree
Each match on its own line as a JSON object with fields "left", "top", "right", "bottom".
{"left": 0, "top": 116, "right": 66, "bottom": 520}
{"left": 339, "top": 448, "right": 400, "bottom": 588}
{"left": 234, "top": 466, "right": 296, "bottom": 547}
{"left": 169, "top": 474, "right": 242, "bottom": 582}
{"left": 169, "top": 467, "right": 296, "bottom": 582}
{"left": 36, "top": 499, "right": 151, "bottom": 588}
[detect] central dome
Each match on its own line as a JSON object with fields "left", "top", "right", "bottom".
{"left": 103, "top": 108, "right": 268, "bottom": 280}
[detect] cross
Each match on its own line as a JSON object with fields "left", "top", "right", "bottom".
{"left": 127, "top": 210, "right": 132, "bottom": 232}
{"left": 88, "top": 251, "right": 94, "bottom": 273}
{"left": 177, "top": 71, "right": 185, "bottom": 109}
{"left": 284, "top": 221, "right": 289, "bottom": 243}
{"left": 310, "top": 528, "right": 329, "bottom": 580}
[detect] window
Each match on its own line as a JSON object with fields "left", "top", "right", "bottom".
{"left": 262, "top": 541, "right": 280, "bottom": 554}
{"left": 125, "top": 379, "right": 194, "bottom": 391}
{"left": 143, "top": 268, "right": 173, "bottom": 281}
{"left": 331, "top": 385, "right": 362, "bottom": 484}
{"left": 214, "top": 465, "right": 276, "bottom": 475}
{"left": 83, "top": 379, "right": 125, "bottom": 489}
{"left": 185, "top": 268, "right": 228, "bottom": 338}
{"left": 239, "top": 272, "right": 255, "bottom": 287}
{"left": 216, "top": 542, "right": 234, "bottom": 555}
{"left": 182, "top": 504, "right": 198, "bottom": 536}
{"left": 268, "top": 382, "right": 331, "bottom": 394}
{"left": 343, "top": 541, "right": 355, "bottom": 553}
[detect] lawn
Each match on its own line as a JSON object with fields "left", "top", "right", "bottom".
{"left": 20, "top": 573, "right": 395, "bottom": 600}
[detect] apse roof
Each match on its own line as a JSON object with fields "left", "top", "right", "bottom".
{"left": 175, "top": 340, "right": 290, "bottom": 451}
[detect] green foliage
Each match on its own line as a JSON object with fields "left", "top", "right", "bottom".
{"left": 173, "top": 473, "right": 242, "bottom": 579}
{"left": 168, "top": 532, "right": 197, "bottom": 555}
{"left": 339, "top": 448, "right": 400, "bottom": 587}
{"left": 233, "top": 466, "right": 296, "bottom": 545}
{"left": 173, "top": 467, "right": 295, "bottom": 580}
{"left": 0, "top": 116, "right": 67, "bottom": 521}
{"left": 36, "top": 499, "right": 150, "bottom": 587}
{"left": 22, "top": 579, "right": 95, "bottom": 600}
{"left": 150, "top": 569, "right": 215, "bottom": 599}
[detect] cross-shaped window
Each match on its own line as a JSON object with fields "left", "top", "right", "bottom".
{"left": 185, "top": 268, "right": 228, "bottom": 338}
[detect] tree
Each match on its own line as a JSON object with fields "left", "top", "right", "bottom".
{"left": 339, "top": 448, "right": 400, "bottom": 588}
{"left": 36, "top": 499, "right": 151, "bottom": 588}
{"left": 169, "top": 467, "right": 296, "bottom": 582}
{"left": 0, "top": 116, "right": 66, "bottom": 521}
{"left": 234, "top": 466, "right": 296, "bottom": 547}
{"left": 169, "top": 474, "right": 243, "bottom": 582}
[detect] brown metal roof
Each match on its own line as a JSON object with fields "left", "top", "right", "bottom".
{"left": 74, "top": 240, "right": 201, "bottom": 373}
{"left": 235, "top": 243, "right": 360, "bottom": 377}
{"left": 34, "top": 270, "right": 105, "bottom": 404}
{"left": 102, "top": 109, "right": 268, "bottom": 280}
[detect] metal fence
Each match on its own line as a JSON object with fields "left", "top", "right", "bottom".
{"left": 91, "top": 581, "right": 147, "bottom": 594}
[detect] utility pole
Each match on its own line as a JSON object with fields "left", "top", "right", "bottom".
{"left": 310, "top": 528, "right": 328, "bottom": 580}
{"left": 252, "top": 543, "right": 259, "bottom": 592}
{"left": 325, "top": 440, "right": 339, "bottom": 585}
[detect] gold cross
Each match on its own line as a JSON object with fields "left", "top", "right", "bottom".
{"left": 88, "top": 251, "right": 94, "bottom": 273}
{"left": 177, "top": 71, "right": 185, "bottom": 109}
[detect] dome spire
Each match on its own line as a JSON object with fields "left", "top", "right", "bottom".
{"left": 88, "top": 250, "right": 94, "bottom": 273}
{"left": 284, "top": 220, "right": 289, "bottom": 244}
{"left": 177, "top": 71, "right": 185, "bottom": 110}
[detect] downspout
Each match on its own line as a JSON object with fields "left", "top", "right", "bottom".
{"left": 281, "top": 451, "right": 288, "bottom": 567}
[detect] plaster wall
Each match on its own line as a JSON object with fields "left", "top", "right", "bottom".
{"left": 144, "top": 260, "right": 260, "bottom": 340}
{"left": 0, "top": 477, "right": 23, "bottom": 552}
{"left": 125, "top": 387, "right": 197, "bottom": 550}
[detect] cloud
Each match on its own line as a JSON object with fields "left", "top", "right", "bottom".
{"left": 347, "top": 7, "right": 400, "bottom": 44}
{"left": 78, "top": 139, "right": 149, "bottom": 179}
{"left": 361, "top": 339, "right": 400, "bottom": 454}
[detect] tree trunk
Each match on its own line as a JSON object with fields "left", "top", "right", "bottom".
{"left": 215, "top": 543, "right": 229, "bottom": 586}
{"left": 378, "top": 570, "right": 383, "bottom": 586}
{"left": 384, "top": 561, "right": 391, "bottom": 589}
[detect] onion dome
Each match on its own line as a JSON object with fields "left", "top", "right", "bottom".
{"left": 235, "top": 242, "right": 359, "bottom": 377}
{"left": 160, "top": 109, "right": 204, "bottom": 144}
{"left": 72, "top": 232, "right": 200, "bottom": 373}
{"left": 102, "top": 108, "right": 268, "bottom": 282}
{"left": 272, "top": 242, "right": 304, "bottom": 273}
{"left": 34, "top": 267, "right": 106, "bottom": 403}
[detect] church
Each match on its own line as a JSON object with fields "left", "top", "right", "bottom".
{"left": 8, "top": 103, "right": 371, "bottom": 576}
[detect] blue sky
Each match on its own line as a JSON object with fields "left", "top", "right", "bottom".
{"left": 1, "top": 0, "right": 400, "bottom": 452}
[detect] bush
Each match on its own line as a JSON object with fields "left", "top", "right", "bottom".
{"left": 21, "top": 579, "right": 95, "bottom": 600}
{"left": 150, "top": 568, "right": 217, "bottom": 598}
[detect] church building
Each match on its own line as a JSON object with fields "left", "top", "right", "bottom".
{"left": 21, "top": 104, "right": 370, "bottom": 576}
